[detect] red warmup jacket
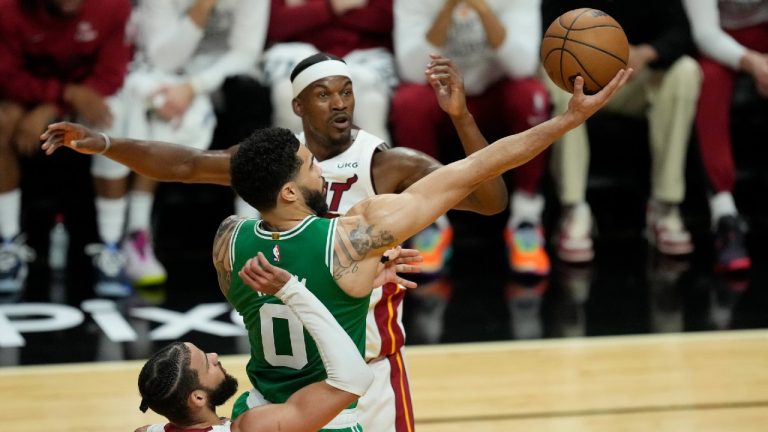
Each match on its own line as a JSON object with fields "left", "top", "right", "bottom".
{"left": 0, "top": 0, "right": 132, "bottom": 111}
{"left": 267, "top": 0, "right": 393, "bottom": 57}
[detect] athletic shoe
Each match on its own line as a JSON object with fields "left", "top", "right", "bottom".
{"left": 86, "top": 242, "right": 131, "bottom": 297}
{"left": 505, "top": 222, "right": 550, "bottom": 276}
{"left": 0, "top": 234, "right": 36, "bottom": 293}
{"left": 556, "top": 203, "right": 594, "bottom": 263}
{"left": 646, "top": 202, "right": 694, "bottom": 256}
{"left": 409, "top": 215, "right": 453, "bottom": 275}
{"left": 713, "top": 215, "right": 751, "bottom": 273}
{"left": 123, "top": 230, "right": 167, "bottom": 286}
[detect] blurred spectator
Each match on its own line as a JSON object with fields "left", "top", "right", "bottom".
{"left": 263, "top": 0, "right": 397, "bottom": 143}
{"left": 542, "top": 0, "right": 701, "bottom": 263}
{"left": 115, "top": 0, "right": 269, "bottom": 288}
{"left": 393, "top": 0, "right": 552, "bottom": 277}
{"left": 682, "top": 0, "right": 768, "bottom": 272}
{"left": 0, "top": 0, "right": 132, "bottom": 295}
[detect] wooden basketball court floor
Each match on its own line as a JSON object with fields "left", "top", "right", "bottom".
{"left": 2, "top": 329, "right": 766, "bottom": 431}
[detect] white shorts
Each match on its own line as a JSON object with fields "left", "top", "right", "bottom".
{"left": 357, "top": 351, "right": 415, "bottom": 432}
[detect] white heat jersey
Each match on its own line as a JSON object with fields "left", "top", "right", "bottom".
{"left": 146, "top": 420, "right": 232, "bottom": 432}
{"left": 298, "top": 129, "right": 388, "bottom": 216}
{"left": 298, "top": 129, "right": 407, "bottom": 362}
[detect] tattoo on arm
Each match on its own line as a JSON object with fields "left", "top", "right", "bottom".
{"left": 333, "top": 220, "right": 396, "bottom": 280}
{"left": 212, "top": 215, "right": 242, "bottom": 296}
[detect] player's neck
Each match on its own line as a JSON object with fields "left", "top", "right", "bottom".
{"left": 169, "top": 411, "right": 224, "bottom": 431}
{"left": 260, "top": 207, "right": 314, "bottom": 232}
{"left": 305, "top": 128, "right": 358, "bottom": 161}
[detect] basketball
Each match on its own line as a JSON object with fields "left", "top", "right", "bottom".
{"left": 540, "top": 8, "right": 629, "bottom": 94}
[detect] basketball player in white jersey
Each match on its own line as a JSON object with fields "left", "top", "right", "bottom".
{"left": 41, "top": 54, "right": 508, "bottom": 432}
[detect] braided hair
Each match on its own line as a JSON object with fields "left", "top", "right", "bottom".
{"left": 137, "top": 342, "right": 201, "bottom": 425}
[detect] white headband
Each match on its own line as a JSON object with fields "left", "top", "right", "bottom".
{"left": 291, "top": 60, "right": 353, "bottom": 98}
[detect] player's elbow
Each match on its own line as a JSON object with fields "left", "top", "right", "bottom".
{"left": 342, "top": 362, "right": 375, "bottom": 397}
{"left": 483, "top": 194, "right": 509, "bottom": 215}
{"left": 355, "top": 365, "right": 375, "bottom": 396}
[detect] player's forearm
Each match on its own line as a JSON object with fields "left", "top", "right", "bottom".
{"left": 103, "top": 137, "right": 232, "bottom": 185}
{"left": 475, "top": 112, "right": 578, "bottom": 179}
{"left": 450, "top": 110, "right": 508, "bottom": 214}
{"left": 275, "top": 277, "right": 373, "bottom": 397}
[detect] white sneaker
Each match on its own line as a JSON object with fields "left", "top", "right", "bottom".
{"left": 0, "top": 234, "right": 36, "bottom": 293}
{"left": 556, "top": 203, "right": 595, "bottom": 263}
{"left": 122, "top": 230, "right": 167, "bottom": 286}
{"left": 646, "top": 202, "right": 693, "bottom": 256}
{"left": 86, "top": 242, "right": 131, "bottom": 297}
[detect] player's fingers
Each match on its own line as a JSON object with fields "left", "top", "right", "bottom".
{"left": 396, "top": 264, "right": 422, "bottom": 274}
{"left": 395, "top": 255, "right": 423, "bottom": 265}
{"left": 572, "top": 75, "right": 585, "bottom": 95}
{"left": 601, "top": 68, "right": 630, "bottom": 97}
{"left": 398, "top": 276, "right": 418, "bottom": 289}
{"left": 255, "top": 252, "right": 273, "bottom": 273}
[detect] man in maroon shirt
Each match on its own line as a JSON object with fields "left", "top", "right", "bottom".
{"left": 0, "top": 0, "right": 133, "bottom": 296}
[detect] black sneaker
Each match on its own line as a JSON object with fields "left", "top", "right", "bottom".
{"left": 714, "top": 215, "right": 751, "bottom": 273}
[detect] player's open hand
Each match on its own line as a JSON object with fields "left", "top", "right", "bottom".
{"left": 239, "top": 252, "right": 293, "bottom": 296}
{"left": 566, "top": 68, "right": 633, "bottom": 126}
{"left": 373, "top": 246, "right": 423, "bottom": 289}
{"left": 40, "top": 122, "right": 106, "bottom": 155}
{"left": 425, "top": 54, "right": 468, "bottom": 119}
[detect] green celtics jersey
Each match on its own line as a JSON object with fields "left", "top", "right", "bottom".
{"left": 227, "top": 216, "right": 370, "bottom": 405}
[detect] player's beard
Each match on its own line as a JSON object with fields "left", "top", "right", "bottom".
{"left": 205, "top": 373, "right": 239, "bottom": 409}
{"left": 301, "top": 186, "right": 329, "bottom": 216}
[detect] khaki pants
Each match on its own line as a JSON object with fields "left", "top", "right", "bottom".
{"left": 548, "top": 56, "right": 702, "bottom": 205}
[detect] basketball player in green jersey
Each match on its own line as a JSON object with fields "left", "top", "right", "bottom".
{"left": 137, "top": 252, "right": 376, "bottom": 432}
{"left": 42, "top": 62, "right": 632, "bottom": 430}
{"left": 214, "top": 65, "right": 630, "bottom": 429}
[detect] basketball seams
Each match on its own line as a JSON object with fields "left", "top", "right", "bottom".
{"left": 561, "top": 51, "right": 602, "bottom": 93}
{"left": 542, "top": 8, "right": 628, "bottom": 94}
{"left": 558, "top": 7, "right": 591, "bottom": 29}
{"left": 543, "top": 35, "right": 627, "bottom": 65}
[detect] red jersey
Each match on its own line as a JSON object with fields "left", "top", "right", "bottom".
{"left": 267, "top": 0, "right": 393, "bottom": 57}
{"left": 0, "top": 0, "right": 132, "bottom": 108}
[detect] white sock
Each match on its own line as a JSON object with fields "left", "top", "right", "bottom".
{"left": 509, "top": 191, "right": 544, "bottom": 227}
{"left": 235, "top": 195, "right": 260, "bottom": 219}
{"left": 0, "top": 189, "right": 21, "bottom": 240}
{"left": 709, "top": 191, "right": 738, "bottom": 226}
{"left": 127, "top": 191, "right": 154, "bottom": 233}
{"left": 95, "top": 197, "right": 127, "bottom": 245}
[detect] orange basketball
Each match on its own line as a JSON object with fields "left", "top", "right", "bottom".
{"left": 540, "top": 8, "right": 629, "bottom": 94}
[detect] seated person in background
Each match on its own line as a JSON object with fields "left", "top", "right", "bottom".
{"left": 682, "top": 0, "right": 768, "bottom": 272}
{"left": 0, "top": 0, "right": 132, "bottom": 296}
{"left": 542, "top": 0, "right": 701, "bottom": 263}
{"left": 392, "top": 0, "right": 552, "bottom": 277}
{"left": 115, "top": 0, "right": 270, "bottom": 289}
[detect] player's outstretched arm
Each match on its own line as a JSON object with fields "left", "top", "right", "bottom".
{"left": 354, "top": 68, "right": 633, "bottom": 256}
{"left": 40, "top": 121, "right": 233, "bottom": 185}
{"left": 234, "top": 252, "right": 374, "bottom": 432}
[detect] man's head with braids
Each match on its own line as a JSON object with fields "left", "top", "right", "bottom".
{"left": 231, "top": 127, "right": 328, "bottom": 216}
{"left": 138, "top": 342, "right": 238, "bottom": 426}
